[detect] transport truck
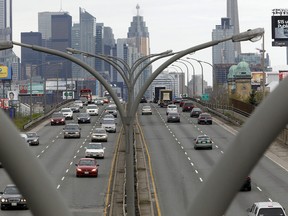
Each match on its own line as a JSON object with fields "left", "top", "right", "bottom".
{"left": 158, "top": 89, "right": 173, "bottom": 107}
{"left": 153, "top": 86, "right": 166, "bottom": 103}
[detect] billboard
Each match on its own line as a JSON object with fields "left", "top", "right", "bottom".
{"left": 272, "top": 9, "right": 288, "bottom": 46}
{"left": 46, "top": 80, "right": 76, "bottom": 91}
{"left": 0, "top": 65, "right": 12, "bottom": 80}
{"left": 251, "top": 72, "right": 265, "bottom": 85}
{"left": 7, "top": 91, "right": 19, "bottom": 101}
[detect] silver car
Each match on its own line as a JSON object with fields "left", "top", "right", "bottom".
{"left": 91, "top": 127, "right": 108, "bottom": 142}
{"left": 85, "top": 142, "right": 105, "bottom": 159}
{"left": 101, "top": 118, "right": 116, "bottom": 133}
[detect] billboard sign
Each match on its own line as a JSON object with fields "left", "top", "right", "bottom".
{"left": 46, "top": 80, "right": 76, "bottom": 91}
{"left": 272, "top": 9, "right": 288, "bottom": 46}
{"left": 0, "top": 65, "right": 12, "bottom": 80}
{"left": 251, "top": 72, "right": 265, "bottom": 85}
{"left": 7, "top": 91, "right": 19, "bottom": 101}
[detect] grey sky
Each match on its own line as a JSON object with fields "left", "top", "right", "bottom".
{"left": 12, "top": 0, "right": 288, "bottom": 85}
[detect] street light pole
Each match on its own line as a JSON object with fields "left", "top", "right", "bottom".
{"left": 0, "top": 28, "right": 265, "bottom": 216}
{"left": 172, "top": 64, "right": 184, "bottom": 97}
{"left": 177, "top": 60, "right": 190, "bottom": 97}
{"left": 181, "top": 58, "right": 196, "bottom": 97}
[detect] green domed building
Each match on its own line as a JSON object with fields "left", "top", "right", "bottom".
{"left": 227, "top": 61, "right": 252, "bottom": 100}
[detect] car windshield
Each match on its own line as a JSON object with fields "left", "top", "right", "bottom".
{"left": 168, "top": 105, "right": 177, "bottom": 108}
{"left": 258, "top": 208, "right": 285, "bottom": 215}
{"left": 87, "top": 144, "right": 103, "bottom": 149}
{"left": 26, "top": 132, "right": 37, "bottom": 137}
{"left": 78, "top": 113, "right": 89, "bottom": 117}
{"left": 52, "top": 113, "right": 63, "bottom": 118}
{"left": 78, "top": 160, "right": 96, "bottom": 166}
{"left": 169, "top": 113, "right": 179, "bottom": 116}
{"left": 65, "top": 125, "right": 79, "bottom": 130}
{"left": 61, "top": 109, "right": 71, "bottom": 112}
{"left": 87, "top": 105, "right": 97, "bottom": 109}
{"left": 95, "top": 128, "right": 106, "bottom": 133}
{"left": 106, "top": 107, "right": 116, "bottom": 111}
{"left": 102, "top": 119, "right": 115, "bottom": 124}
{"left": 143, "top": 106, "right": 151, "bottom": 109}
{"left": 4, "top": 186, "right": 20, "bottom": 194}
{"left": 200, "top": 114, "right": 211, "bottom": 118}
{"left": 193, "top": 108, "right": 201, "bottom": 111}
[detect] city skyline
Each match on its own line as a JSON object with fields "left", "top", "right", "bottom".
{"left": 10, "top": 0, "right": 288, "bottom": 86}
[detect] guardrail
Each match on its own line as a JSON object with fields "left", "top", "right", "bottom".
{"left": 23, "top": 100, "right": 74, "bottom": 130}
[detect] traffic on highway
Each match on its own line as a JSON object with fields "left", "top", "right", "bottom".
{"left": 1, "top": 98, "right": 288, "bottom": 215}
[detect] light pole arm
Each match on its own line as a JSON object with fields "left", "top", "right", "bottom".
{"left": 66, "top": 48, "right": 130, "bottom": 88}
{"left": 13, "top": 42, "right": 125, "bottom": 119}
{"left": 131, "top": 52, "right": 175, "bottom": 88}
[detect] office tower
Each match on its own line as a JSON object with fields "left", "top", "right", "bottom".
{"left": 38, "top": 11, "right": 67, "bottom": 40}
{"left": 212, "top": 18, "right": 235, "bottom": 86}
{"left": 79, "top": 8, "right": 96, "bottom": 80}
{"left": 127, "top": 4, "right": 151, "bottom": 98}
{"left": 227, "top": 0, "right": 241, "bottom": 56}
{"left": 0, "top": 0, "right": 20, "bottom": 85}
{"left": 21, "top": 32, "right": 43, "bottom": 80}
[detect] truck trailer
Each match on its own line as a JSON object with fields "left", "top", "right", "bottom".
{"left": 159, "top": 89, "right": 173, "bottom": 107}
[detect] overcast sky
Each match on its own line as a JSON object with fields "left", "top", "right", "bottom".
{"left": 12, "top": 0, "right": 288, "bottom": 85}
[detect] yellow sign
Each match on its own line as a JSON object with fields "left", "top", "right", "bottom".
{"left": 0, "top": 66, "right": 8, "bottom": 78}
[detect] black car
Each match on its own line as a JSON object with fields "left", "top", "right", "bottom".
{"left": 77, "top": 113, "right": 91, "bottom": 123}
{"left": 190, "top": 107, "right": 203, "bottom": 117}
{"left": 0, "top": 184, "right": 28, "bottom": 210}
{"left": 26, "top": 132, "right": 40, "bottom": 145}
{"left": 140, "top": 96, "right": 147, "bottom": 103}
{"left": 63, "top": 123, "right": 81, "bottom": 138}
{"left": 240, "top": 176, "right": 251, "bottom": 191}
{"left": 70, "top": 105, "right": 80, "bottom": 113}
{"left": 167, "top": 112, "right": 181, "bottom": 123}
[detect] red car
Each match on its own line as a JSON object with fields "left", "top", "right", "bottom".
{"left": 182, "top": 101, "right": 194, "bottom": 112}
{"left": 50, "top": 112, "right": 66, "bottom": 125}
{"left": 75, "top": 158, "right": 99, "bottom": 177}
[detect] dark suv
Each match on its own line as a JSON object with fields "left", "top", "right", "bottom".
{"left": 0, "top": 184, "right": 28, "bottom": 210}
{"left": 63, "top": 123, "right": 81, "bottom": 138}
{"left": 182, "top": 101, "right": 194, "bottom": 112}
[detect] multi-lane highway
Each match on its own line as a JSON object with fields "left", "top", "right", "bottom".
{"left": 138, "top": 103, "right": 288, "bottom": 215}
{"left": 2, "top": 101, "right": 288, "bottom": 215}
{"left": 0, "top": 104, "right": 119, "bottom": 216}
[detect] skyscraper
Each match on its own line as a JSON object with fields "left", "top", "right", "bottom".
{"left": 0, "top": 0, "right": 20, "bottom": 85}
{"left": 127, "top": 4, "right": 151, "bottom": 98}
{"left": 227, "top": 0, "right": 241, "bottom": 56}
{"left": 0, "top": 0, "right": 12, "bottom": 60}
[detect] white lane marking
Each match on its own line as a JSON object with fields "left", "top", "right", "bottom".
{"left": 191, "top": 162, "right": 194, "bottom": 166}
{"left": 185, "top": 152, "right": 187, "bottom": 155}
{"left": 66, "top": 169, "right": 69, "bottom": 173}
{"left": 199, "top": 178, "right": 203, "bottom": 182}
{"left": 268, "top": 198, "right": 273, "bottom": 202}
{"left": 61, "top": 177, "right": 65, "bottom": 181}
{"left": 57, "top": 185, "right": 60, "bottom": 189}
{"left": 188, "top": 157, "right": 191, "bottom": 161}
{"left": 195, "top": 170, "right": 198, "bottom": 174}
{"left": 70, "top": 162, "right": 73, "bottom": 166}
{"left": 257, "top": 186, "right": 262, "bottom": 191}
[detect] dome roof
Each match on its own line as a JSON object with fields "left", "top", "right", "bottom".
{"left": 227, "top": 65, "right": 237, "bottom": 79}
{"left": 235, "top": 61, "right": 251, "bottom": 77}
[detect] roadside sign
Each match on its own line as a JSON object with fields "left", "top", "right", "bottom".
{"left": 201, "top": 94, "right": 210, "bottom": 101}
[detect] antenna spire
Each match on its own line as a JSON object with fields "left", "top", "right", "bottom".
{"left": 136, "top": 4, "right": 140, "bottom": 16}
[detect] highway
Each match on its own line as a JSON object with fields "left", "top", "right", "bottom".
{"left": 0, "top": 104, "right": 119, "bottom": 216}
{"left": 138, "top": 103, "right": 288, "bottom": 215}
{"left": 2, "top": 102, "right": 288, "bottom": 215}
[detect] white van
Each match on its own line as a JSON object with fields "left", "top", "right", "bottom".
{"left": 247, "top": 202, "right": 287, "bottom": 216}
